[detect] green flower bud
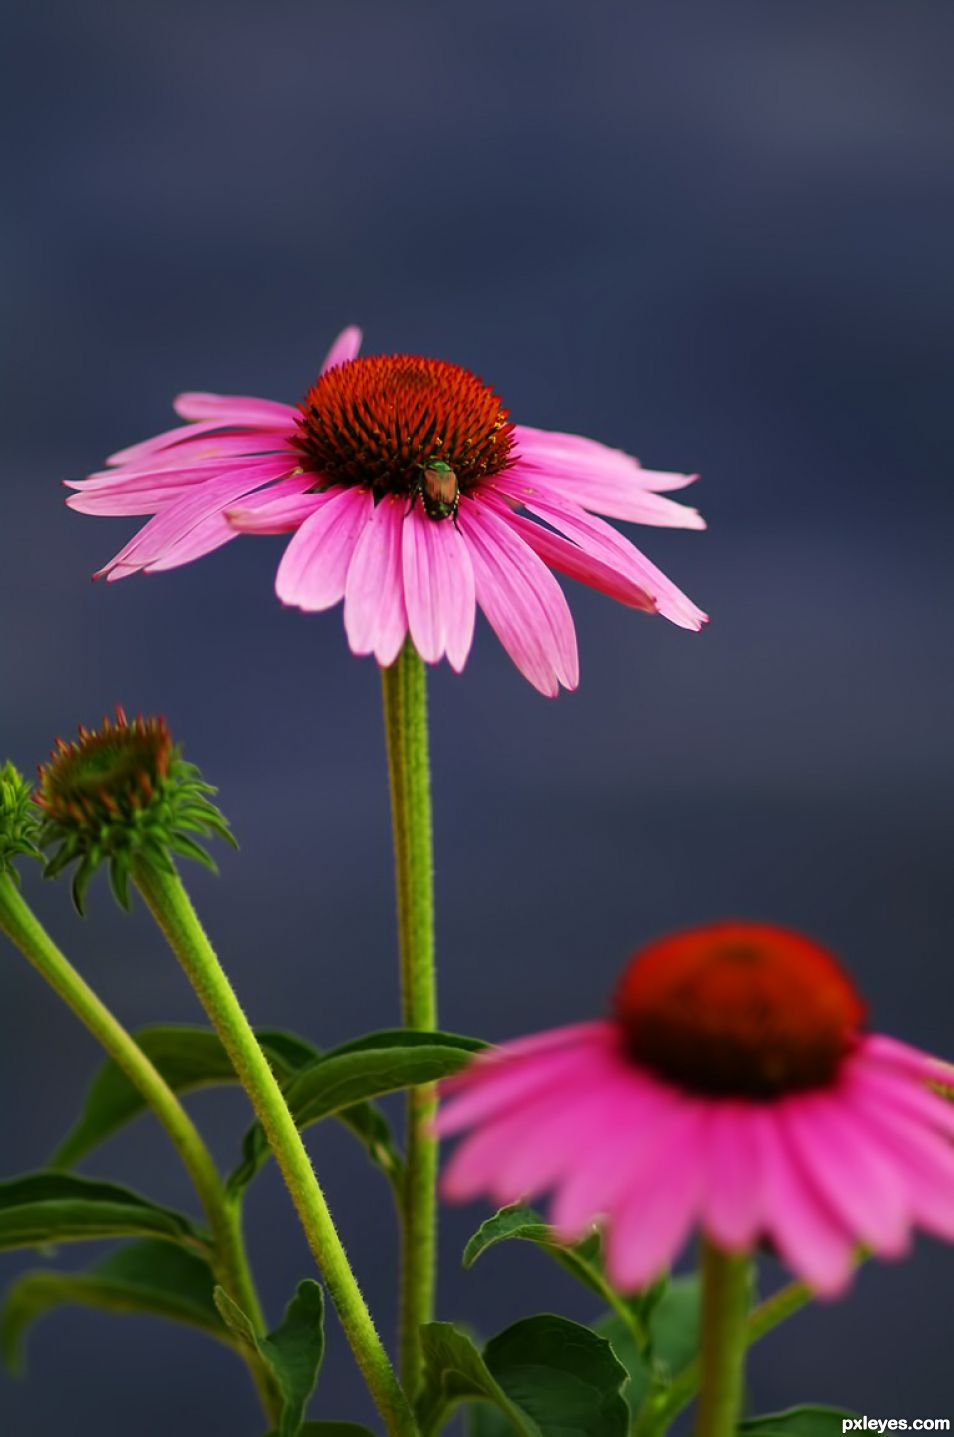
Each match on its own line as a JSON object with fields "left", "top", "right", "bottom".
{"left": 0, "top": 761, "right": 42, "bottom": 882}
{"left": 36, "top": 707, "right": 235, "bottom": 913}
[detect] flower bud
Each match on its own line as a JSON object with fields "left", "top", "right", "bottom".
{"left": 0, "top": 761, "right": 42, "bottom": 882}
{"left": 36, "top": 707, "right": 235, "bottom": 913}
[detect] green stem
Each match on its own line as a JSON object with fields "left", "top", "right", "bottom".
{"left": 0, "top": 873, "right": 278, "bottom": 1423}
{"left": 133, "top": 859, "right": 417, "bottom": 1437}
{"left": 380, "top": 641, "right": 437, "bottom": 1394}
{"left": 695, "top": 1242, "right": 752, "bottom": 1437}
{"left": 640, "top": 1275, "right": 812, "bottom": 1435}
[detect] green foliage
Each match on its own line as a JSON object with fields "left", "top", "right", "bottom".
{"left": 739, "top": 1408, "right": 860, "bottom": 1437}
{"left": 0, "top": 762, "right": 41, "bottom": 881}
{"left": 0, "top": 1172, "right": 203, "bottom": 1253}
{"left": 52, "top": 1024, "right": 318, "bottom": 1167}
{"left": 264, "top": 1427, "right": 376, "bottom": 1436}
{"left": 230, "top": 1028, "right": 485, "bottom": 1195}
{"left": 597, "top": 1275, "right": 701, "bottom": 1419}
{"left": 418, "top": 1315, "right": 629, "bottom": 1437}
{"left": 462, "top": 1203, "right": 606, "bottom": 1301}
{"left": 216, "top": 1281, "right": 324, "bottom": 1437}
{"left": 1, "top": 1239, "right": 225, "bottom": 1373}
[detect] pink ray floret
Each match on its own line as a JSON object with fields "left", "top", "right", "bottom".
{"left": 66, "top": 325, "right": 707, "bottom": 695}
{"left": 436, "top": 923, "right": 954, "bottom": 1295}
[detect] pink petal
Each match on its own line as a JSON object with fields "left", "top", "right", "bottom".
{"left": 143, "top": 513, "right": 237, "bottom": 572}
{"left": 492, "top": 503, "right": 656, "bottom": 612}
{"left": 523, "top": 496, "right": 707, "bottom": 631}
{"left": 604, "top": 1102, "right": 708, "bottom": 1289}
{"left": 106, "top": 419, "right": 263, "bottom": 468}
{"left": 863, "top": 1033, "right": 954, "bottom": 1087}
{"left": 781, "top": 1095, "right": 909, "bottom": 1257}
{"left": 501, "top": 464, "right": 705, "bottom": 531}
{"left": 402, "top": 508, "right": 476, "bottom": 671}
{"left": 547, "top": 1073, "right": 687, "bottom": 1242}
{"left": 172, "top": 393, "right": 298, "bottom": 427}
{"left": 68, "top": 455, "right": 295, "bottom": 515}
{"left": 94, "top": 466, "right": 285, "bottom": 578}
{"left": 437, "top": 1042, "right": 618, "bottom": 1140}
{"left": 701, "top": 1103, "right": 763, "bottom": 1251}
{"left": 343, "top": 496, "right": 409, "bottom": 666}
{"left": 513, "top": 425, "right": 698, "bottom": 491}
{"left": 321, "top": 325, "right": 363, "bottom": 372}
{"left": 459, "top": 501, "right": 579, "bottom": 696}
{"left": 755, "top": 1109, "right": 856, "bottom": 1296}
{"left": 275, "top": 487, "right": 373, "bottom": 611}
{"left": 227, "top": 474, "right": 329, "bottom": 534}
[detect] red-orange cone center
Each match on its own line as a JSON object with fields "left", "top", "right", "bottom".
{"left": 613, "top": 921, "right": 866, "bottom": 1097}
{"left": 291, "top": 355, "right": 514, "bottom": 514}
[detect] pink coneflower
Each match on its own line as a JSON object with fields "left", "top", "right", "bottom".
{"left": 436, "top": 922, "right": 954, "bottom": 1295}
{"left": 66, "top": 326, "right": 707, "bottom": 695}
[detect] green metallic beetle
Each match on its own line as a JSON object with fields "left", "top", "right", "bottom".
{"left": 412, "top": 458, "right": 460, "bottom": 523}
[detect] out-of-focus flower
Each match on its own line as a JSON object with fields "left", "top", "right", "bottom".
{"left": 437, "top": 921, "right": 954, "bottom": 1294}
{"left": 67, "top": 327, "right": 707, "bottom": 695}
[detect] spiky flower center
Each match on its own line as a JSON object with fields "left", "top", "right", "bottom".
{"left": 36, "top": 710, "right": 171, "bottom": 826}
{"left": 291, "top": 355, "right": 514, "bottom": 508}
{"left": 613, "top": 922, "right": 866, "bottom": 1098}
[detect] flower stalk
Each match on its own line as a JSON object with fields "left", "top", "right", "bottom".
{"left": 131, "top": 857, "right": 417, "bottom": 1437}
{"left": 380, "top": 640, "right": 438, "bottom": 1392}
{"left": 695, "top": 1240, "right": 753, "bottom": 1437}
{"left": 0, "top": 871, "right": 278, "bottom": 1422}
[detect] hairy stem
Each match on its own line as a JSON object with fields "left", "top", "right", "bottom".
{"left": 0, "top": 873, "right": 278, "bottom": 1422}
{"left": 381, "top": 641, "right": 437, "bottom": 1394}
{"left": 133, "top": 859, "right": 417, "bottom": 1437}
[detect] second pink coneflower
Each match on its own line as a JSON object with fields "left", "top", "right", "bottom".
{"left": 437, "top": 921, "right": 954, "bottom": 1295}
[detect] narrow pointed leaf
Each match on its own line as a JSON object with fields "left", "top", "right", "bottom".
{"left": 462, "top": 1203, "right": 605, "bottom": 1299}
{"left": 217, "top": 1282, "right": 324, "bottom": 1437}
{"left": 51, "top": 1025, "right": 398, "bottom": 1193}
{"left": 418, "top": 1315, "right": 629, "bottom": 1437}
{"left": 230, "top": 1029, "right": 485, "bottom": 1194}
{"left": 739, "top": 1408, "right": 859, "bottom": 1437}
{"left": 1, "top": 1239, "right": 226, "bottom": 1373}
{"left": 0, "top": 1173, "right": 203, "bottom": 1252}
{"left": 597, "top": 1275, "right": 700, "bottom": 1418}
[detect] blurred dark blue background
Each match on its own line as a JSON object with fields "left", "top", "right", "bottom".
{"left": 2, "top": 0, "right": 953, "bottom": 1430}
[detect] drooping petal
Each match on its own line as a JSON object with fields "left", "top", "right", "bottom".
{"left": 321, "top": 325, "right": 363, "bottom": 372}
{"left": 523, "top": 496, "right": 708, "bottom": 631}
{"left": 68, "top": 455, "right": 295, "bottom": 516}
{"left": 344, "top": 495, "right": 408, "bottom": 666}
{"left": 95, "top": 466, "right": 289, "bottom": 579}
{"left": 460, "top": 501, "right": 579, "bottom": 696}
{"left": 437, "top": 1041, "right": 618, "bottom": 1140}
{"left": 275, "top": 486, "right": 374, "bottom": 612}
{"left": 493, "top": 503, "right": 657, "bottom": 613}
{"left": 402, "top": 508, "right": 476, "bottom": 671}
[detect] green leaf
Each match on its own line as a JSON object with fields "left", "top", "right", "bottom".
{"left": 0, "top": 1173, "right": 203, "bottom": 1253}
{"left": 51, "top": 1025, "right": 321, "bottom": 1168}
{"left": 597, "top": 1275, "right": 700, "bottom": 1418}
{"left": 418, "top": 1315, "right": 629, "bottom": 1437}
{"left": 1, "top": 1239, "right": 225, "bottom": 1373}
{"left": 264, "top": 1427, "right": 376, "bottom": 1436}
{"left": 230, "top": 1029, "right": 485, "bottom": 1195}
{"left": 418, "top": 1323, "right": 535, "bottom": 1436}
{"left": 739, "top": 1407, "right": 859, "bottom": 1437}
{"left": 217, "top": 1282, "right": 324, "bottom": 1437}
{"left": 463, "top": 1203, "right": 607, "bottom": 1301}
